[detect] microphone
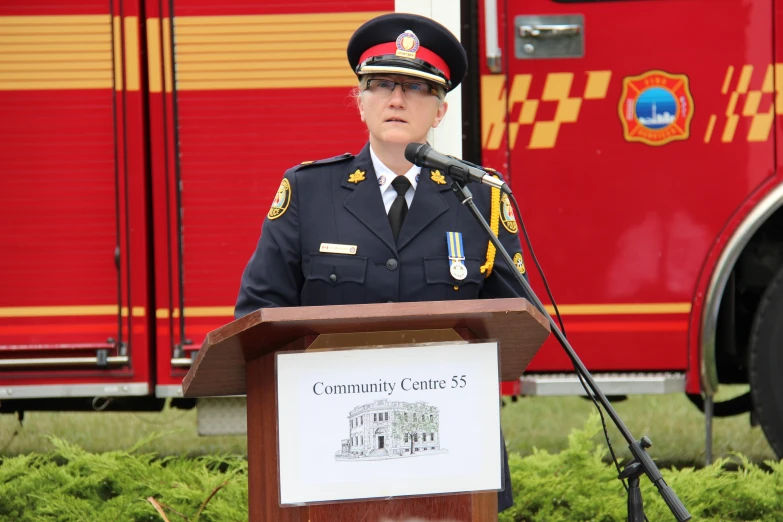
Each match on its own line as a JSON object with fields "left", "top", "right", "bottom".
{"left": 404, "top": 142, "right": 511, "bottom": 194}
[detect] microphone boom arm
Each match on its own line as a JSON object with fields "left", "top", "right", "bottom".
{"left": 448, "top": 180, "right": 691, "bottom": 522}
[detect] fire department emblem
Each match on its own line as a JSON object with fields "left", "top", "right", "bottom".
{"left": 618, "top": 70, "right": 694, "bottom": 146}
{"left": 268, "top": 178, "right": 291, "bottom": 220}
{"left": 396, "top": 30, "right": 419, "bottom": 59}
{"left": 500, "top": 193, "right": 518, "bottom": 234}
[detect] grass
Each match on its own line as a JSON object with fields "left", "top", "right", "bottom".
{"left": 0, "top": 386, "right": 777, "bottom": 466}
{"left": 500, "top": 386, "right": 776, "bottom": 468}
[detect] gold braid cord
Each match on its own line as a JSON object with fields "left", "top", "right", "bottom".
{"left": 480, "top": 177, "right": 501, "bottom": 278}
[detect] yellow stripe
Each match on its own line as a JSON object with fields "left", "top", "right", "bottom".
{"left": 124, "top": 307, "right": 147, "bottom": 317}
{"left": 721, "top": 65, "right": 734, "bottom": 94}
{"left": 113, "top": 16, "right": 122, "bottom": 90}
{"left": 162, "top": 18, "right": 172, "bottom": 93}
{"left": 146, "top": 18, "right": 162, "bottom": 93}
{"left": 0, "top": 14, "right": 112, "bottom": 90}
{"left": 174, "top": 11, "right": 388, "bottom": 91}
{"left": 175, "top": 59, "right": 347, "bottom": 72}
{"left": 175, "top": 21, "right": 367, "bottom": 36}
{"left": 0, "top": 70, "right": 109, "bottom": 80}
{"left": 542, "top": 303, "right": 691, "bottom": 316}
{"left": 0, "top": 25, "right": 110, "bottom": 34}
{"left": 0, "top": 306, "right": 146, "bottom": 317}
{"left": 175, "top": 50, "right": 344, "bottom": 63}
{"left": 0, "top": 52, "right": 108, "bottom": 61}
{"left": 174, "top": 32, "right": 353, "bottom": 44}
{"left": 0, "top": 60, "right": 111, "bottom": 71}
{"left": 0, "top": 80, "right": 111, "bottom": 90}
{"left": 156, "top": 307, "right": 234, "bottom": 319}
{"left": 176, "top": 77, "right": 354, "bottom": 91}
{"left": 175, "top": 41, "right": 346, "bottom": 53}
{"left": 736, "top": 65, "right": 754, "bottom": 94}
{"left": 0, "top": 34, "right": 110, "bottom": 43}
{"left": 704, "top": 114, "right": 717, "bottom": 143}
{"left": 0, "top": 42, "right": 110, "bottom": 52}
{"left": 0, "top": 303, "right": 688, "bottom": 319}
{"left": 0, "top": 15, "right": 108, "bottom": 25}
{"left": 176, "top": 69, "right": 355, "bottom": 81}
{"left": 124, "top": 16, "right": 139, "bottom": 91}
{"left": 174, "top": 12, "right": 383, "bottom": 26}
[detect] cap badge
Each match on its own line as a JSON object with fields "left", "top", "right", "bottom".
{"left": 347, "top": 169, "right": 366, "bottom": 184}
{"left": 396, "top": 30, "right": 420, "bottom": 59}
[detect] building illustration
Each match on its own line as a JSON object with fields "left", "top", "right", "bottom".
{"left": 335, "top": 399, "right": 447, "bottom": 460}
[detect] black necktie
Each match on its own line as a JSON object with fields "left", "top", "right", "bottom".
{"left": 388, "top": 176, "right": 411, "bottom": 241}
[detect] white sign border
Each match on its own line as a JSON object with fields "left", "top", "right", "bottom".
{"left": 274, "top": 339, "right": 505, "bottom": 507}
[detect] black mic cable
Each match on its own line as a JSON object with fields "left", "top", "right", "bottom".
{"left": 504, "top": 190, "right": 633, "bottom": 510}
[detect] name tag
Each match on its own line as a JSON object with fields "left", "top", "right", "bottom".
{"left": 319, "top": 243, "right": 358, "bottom": 255}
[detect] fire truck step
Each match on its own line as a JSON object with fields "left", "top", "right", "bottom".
{"left": 518, "top": 372, "right": 686, "bottom": 396}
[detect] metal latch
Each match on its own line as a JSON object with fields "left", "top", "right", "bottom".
{"left": 515, "top": 15, "right": 585, "bottom": 59}
{"left": 519, "top": 24, "right": 581, "bottom": 38}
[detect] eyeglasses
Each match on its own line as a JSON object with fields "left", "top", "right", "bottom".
{"left": 364, "top": 78, "right": 440, "bottom": 98}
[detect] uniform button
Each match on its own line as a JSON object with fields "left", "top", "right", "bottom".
{"left": 386, "top": 259, "right": 398, "bottom": 270}
{"left": 329, "top": 274, "right": 337, "bottom": 283}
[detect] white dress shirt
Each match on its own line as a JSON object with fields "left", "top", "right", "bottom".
{"left": 370, "top": 145, "right": 420, "bottom": 214}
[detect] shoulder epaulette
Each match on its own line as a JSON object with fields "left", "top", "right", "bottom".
{"left": 294, "top": 152, "right": 353, "bottom": 170}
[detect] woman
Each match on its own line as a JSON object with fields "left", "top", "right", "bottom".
{"left": 235, "top": 12, "right": 529, "bottom": 513}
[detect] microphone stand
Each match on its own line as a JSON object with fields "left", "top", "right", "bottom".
{"left": 449, "top": 179, "right": 691, "bottom": 522}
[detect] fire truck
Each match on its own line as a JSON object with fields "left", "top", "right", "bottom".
{"left": 2, "top": 0, "right": 783, "bottom": 460}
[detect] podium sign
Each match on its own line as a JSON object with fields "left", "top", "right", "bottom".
{"left": 276, "top": 341, "right": 503, "bottom": 505}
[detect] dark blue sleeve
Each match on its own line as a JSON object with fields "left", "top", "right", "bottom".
{"left": 235, "top": 169, "right": 303, "bottom": 318}
{"left": 477, "top": 184, "right": 532, "bottom": 301}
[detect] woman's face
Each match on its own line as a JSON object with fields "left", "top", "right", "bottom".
{"left": 357, "top": 74, "right": 448, "bottom": 147}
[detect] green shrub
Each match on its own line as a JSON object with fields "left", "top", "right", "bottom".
{"left": 0, "top": 434, "right": 247, "bottom": 521}
{"left": 1, "top": 416, "right": 781, "bottom": 521}
{"left": 500, "top": 414, "right": 783, "bottom": 522}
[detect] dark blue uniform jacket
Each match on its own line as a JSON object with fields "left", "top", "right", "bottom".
{"left": 235, "top": 143, "right": 529, "bottom": 511}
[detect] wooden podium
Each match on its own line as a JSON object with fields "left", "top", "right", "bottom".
{"left": 182, "top": 298, "right": 549, "bottom": 522}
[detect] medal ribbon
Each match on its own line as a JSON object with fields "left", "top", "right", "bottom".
{"left": 446, "top": 232, "right": 465, "bottom": 268}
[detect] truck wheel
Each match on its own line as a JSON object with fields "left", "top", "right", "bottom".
{"left": 749, "top": 264, "right": 783, "bottom": 459}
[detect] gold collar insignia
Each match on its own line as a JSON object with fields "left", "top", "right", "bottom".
{"left": 431, "top": 170, "right": 447, "bottom": 185}
{"left": 347, "top": 169, "right": 366, "bottom": 184}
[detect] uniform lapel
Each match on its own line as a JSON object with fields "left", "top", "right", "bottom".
{"left": 342, "top": 144, "right": 397, "bottom": 254}
{"left": 396, "top": 168, "right": 450, "bottom": 251}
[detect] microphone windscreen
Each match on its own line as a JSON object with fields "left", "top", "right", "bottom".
{"left": 404, "top": 142, "right": 425, "bottom": 164}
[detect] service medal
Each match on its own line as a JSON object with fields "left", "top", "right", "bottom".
{"left": 446, "top": 232, "right": 468, "bottom": 281}
{"left": 450, "top": 261, "right": 467, "bottom": 280}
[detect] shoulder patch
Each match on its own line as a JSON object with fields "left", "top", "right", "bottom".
{"left": 268, "top": 178, "right": 291, "bottom": 220}
{"left": 295, "top": 152, "right": 353, "bottom": 170}
{"left": 500, "top": 193, "right": 518, "bottom": 234}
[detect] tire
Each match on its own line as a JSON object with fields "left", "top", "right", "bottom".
{"left": 686, "top": 392, "right": 752, "bottom": 417}
{"left": 749, "top": 264, "right": 783, "bottom": 459}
